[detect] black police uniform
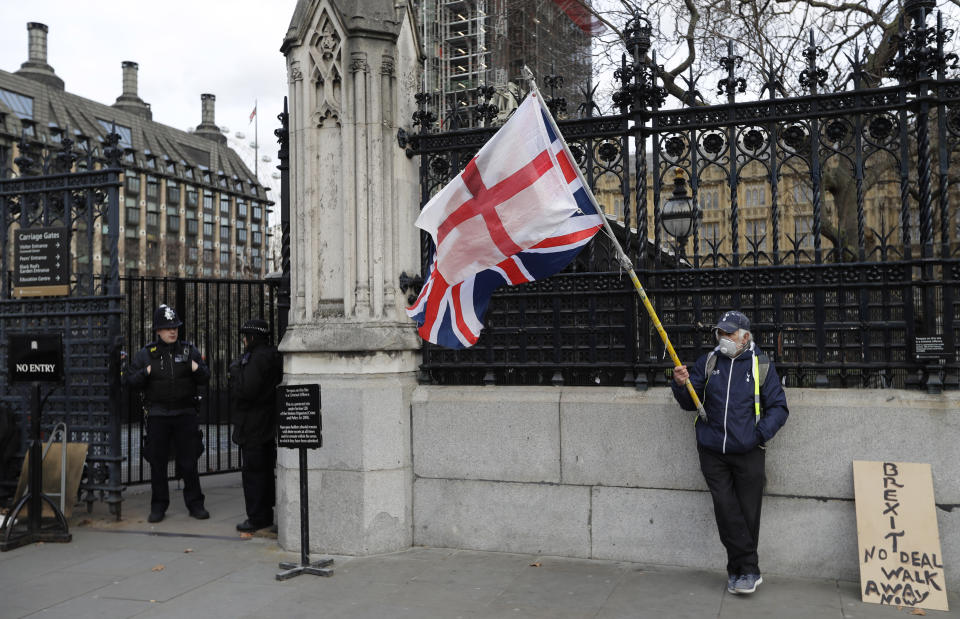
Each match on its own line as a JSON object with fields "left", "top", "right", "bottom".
{"left": 125, "top": 305, "right": 210, "bottom": 520}
{"left": 229, "top": 319, "right": 283, "bottom": 531}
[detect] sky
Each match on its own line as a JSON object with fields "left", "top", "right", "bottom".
{"left": 1, "top": 0, "right": 299, "bottom": 186}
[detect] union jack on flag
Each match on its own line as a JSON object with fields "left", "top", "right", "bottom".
{"left": 407, "top": 94, "right": 604, "bottom": 349}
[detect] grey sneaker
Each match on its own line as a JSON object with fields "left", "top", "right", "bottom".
{"left": 734, "top": 573, "right": 763, "bottom": 594}
{"left": 727, "top": 574, "right": 738, "bottom": 593}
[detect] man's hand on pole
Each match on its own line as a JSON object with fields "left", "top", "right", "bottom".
{"left": 673, "top": 365, "right": 689, "bottom": 386}
{"left": 672, "top": 364, "right": 705, "bottom": 420}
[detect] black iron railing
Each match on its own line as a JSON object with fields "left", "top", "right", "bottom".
{"left": 403, "top": 11, "right": 960, "bottom": 393}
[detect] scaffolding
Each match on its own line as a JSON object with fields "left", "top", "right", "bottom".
{"left": 416, "top": 0, "right": 593, "bottom": 128}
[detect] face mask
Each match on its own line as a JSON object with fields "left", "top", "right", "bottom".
{"left": 717, "top": 337, "right": 741, "bottom": 358}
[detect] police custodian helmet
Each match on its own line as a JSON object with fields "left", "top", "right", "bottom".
{"left": 239, "top": 318, "right": 270, "bottom": 335}
{"left": 153, "top": 304, "right": 183, "bottom": 330}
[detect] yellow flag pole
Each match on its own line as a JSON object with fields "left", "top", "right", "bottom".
{"left": 527, "top": 75, "right": 703, "bottom": 417}
{"left": 622, "top": 262, "right": 704, "bottom": 417}
{"left": 581, "top": 178, "right": 705, "bottom": 419}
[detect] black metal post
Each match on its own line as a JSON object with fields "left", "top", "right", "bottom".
{"left": 105, "top": 157, "right": 124, "bottom": 516}
{"left": 0, "top": 383, "right": 71, "bottom": 551}
{"left": 276, "top": 98, "right": 291, "bottom": 341}
{"left": 298, "top": 448, "right": 309, "bottom": 565}
{"left": 27, "top": 384, "right": 41, "bottom": 531}
{"left": 275, "top": 447, "right": 332, "bottom": 580}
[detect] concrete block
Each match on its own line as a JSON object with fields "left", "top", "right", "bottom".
{"left": 277, "top": 374, "right": 413, "bottom": 472}
{"left": 765, "top": 389, "right": 960, "bottom": 503}
{"left": 590, "top": 486, "right": 725, "bottom": 568}
{"left": 412, "top": 386, "right": 561, "bottom": 483}
{"left": 560, "top": 387, "right": 705, "bottom": 490}
{"left": 278, "top": 466, "right": 411, "bottom": 555}
{"left": 592, "top": 486, "right": 882, "bottom": 582}
{"left": 413, "top": 478, "right": 590, "bottom": 557}
{"left": 936, "top": 506, "right": 960, "bottom": 593}
{"left": 758, "top": 496, "right": 860, "bottom": 580}
{"left": 589, "top": 487, "right": 847, "bottom": 577}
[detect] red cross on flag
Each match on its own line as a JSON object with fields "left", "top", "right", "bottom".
{"left": 415, "top": 93, "right": 581, "bottom": 284}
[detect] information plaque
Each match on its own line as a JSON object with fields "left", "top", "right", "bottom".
{"left": 13, "top": 227, "right": 70, "bottom": 298}
{"left": 914, "top": 336, "right": 946, "bottom": 361}
{"left": 277, "top": 384, "right": 321, "bottom": 449}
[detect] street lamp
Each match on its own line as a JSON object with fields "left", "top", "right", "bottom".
{"left": 661, "top": 168, "right": 698, "bottom": 259}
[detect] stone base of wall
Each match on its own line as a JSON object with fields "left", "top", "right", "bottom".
{"left": 412, "top": 386, "right": 959, "bottom": 590}
{"left": 277, "top": 373, "right": 415, "bottom": 555}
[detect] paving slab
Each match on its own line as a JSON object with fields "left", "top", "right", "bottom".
{"left": 2, "top": 473, "right": 959, "bottom": 619}
{"left": 596, "top": 566, "right": 723, "bottom": 619}
{"left": 2, "top": 570, "right": 109, "bottom": 617}
{"left": 129, "top": 581, "right": 287, "bottom": 619}
{"left": 92, "top": 552, "right": 239, "bottom": 603}
{"left": 719, "top": 575, "right": 843, "bottom": 619}
{"left": 16, "top": 594, "right": 152, "bottom": 619}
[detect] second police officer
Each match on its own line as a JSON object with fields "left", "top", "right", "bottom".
{"left": 229, "top": 318, "right": 283, "bottom": 533}
{"left": 126, "top": 304, "right": 211, "bottom": 523}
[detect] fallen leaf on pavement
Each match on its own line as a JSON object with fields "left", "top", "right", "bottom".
{"left": 151, "top": 565, "right": 165, "bottom": 572}
{"left": 184, "top": 548, "right": 193, "bottom": 553}
{"left": 239, "top": 532, "right": 253, "bottom": 539}
{"left": 911, "top": 610, "right": 926, "bottom": 616}
{"left": 529, "top": 562, "right": 541, "bottom": 568}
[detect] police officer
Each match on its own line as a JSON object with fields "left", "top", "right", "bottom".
{"left": 126, "top": 304, "right": 210, "bottom": 523}
{"left": 229, "top": 318, "right": 282, "bottom": 532}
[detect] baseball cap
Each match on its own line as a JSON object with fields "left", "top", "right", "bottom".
{"left": 715, "top": 310, "right": 750, "bottom": 333}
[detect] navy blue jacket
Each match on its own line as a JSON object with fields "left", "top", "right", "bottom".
{"left": 125, "top": 339, "right": 210, "bottom": 416}
{"left": 671, "top": 342, "right": 789, "bottom": 454}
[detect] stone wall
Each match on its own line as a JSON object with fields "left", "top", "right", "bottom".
{"left": 411, "top": 386, "right": 960, "bottom": 591}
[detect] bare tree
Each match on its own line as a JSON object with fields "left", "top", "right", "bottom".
{"left": 574, "top": 0, "right": 960, "bottom": 257}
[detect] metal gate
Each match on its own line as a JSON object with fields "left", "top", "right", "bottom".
{"left": 0, "top": 131, "right": 124, "bottom": 514}
{"left": 118, "top": 276, "right": 280, "bottom": 484}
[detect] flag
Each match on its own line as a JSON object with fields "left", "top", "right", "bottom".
{"left": 249, "top": 104, "right": 257, "bottom": 124}
{"left": 407, "top": 104, "right": 604, "bottom": 349}
{"left": 550, "top": 0, "right": 606, "bottom": 36}
{"left": 415, "top": 92, "right": 581, "bottom": 284}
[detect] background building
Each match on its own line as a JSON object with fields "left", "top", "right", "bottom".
{"left": 0, "top": 22, "right": 272, "bottom": 279}
{"left": 592, "top": 158, "right": 933, "bottom": 263}
{"left": 415, "top": 0, "right": 595, "bottom": 127}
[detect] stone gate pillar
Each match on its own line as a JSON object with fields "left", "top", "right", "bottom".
{"left": 278, "top": 0, "right": 422, "bottom": 554}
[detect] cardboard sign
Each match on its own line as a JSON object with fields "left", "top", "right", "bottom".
{"left": 7, "top": 334, "right": 64, "bottom": 383}
{"left": 853, "top": 460, "right": 949, "bottom": 611}
{"left": 13, "top": 227, "right": 70, "bottom": 298}
{"left": 277, "top": 384, "right": 321, "bottom": 449}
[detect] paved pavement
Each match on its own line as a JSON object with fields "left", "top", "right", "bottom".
{"left": 1, "top": 473, "right": 957, "bottom": 619}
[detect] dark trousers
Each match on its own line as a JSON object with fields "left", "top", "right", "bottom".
{"left": 146, "top": 414, "right": 205, "bottom": 513}
{"left": 698, "top": 443, "right": 765, "bottom": 577}
{"left": 241, "top": 442, "right": 276, "bottom": 526}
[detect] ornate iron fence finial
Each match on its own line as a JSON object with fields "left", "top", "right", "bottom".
{"left": 623, "top": 12, "right": 652, "bottom": 63}
{"left": 474, "top": 84, "right": 499, "bottom": 126}
{"left": 544, "top": 73, "right": 567, "bottom": 117}
{"left": 717, "top": 41, "right": 747, "bottom": 99}
{"left": 102, "top": 121, "right": 123, "bottom": 168}
{"left": 798, "top": 30, "right": 828, "bottom": 92}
